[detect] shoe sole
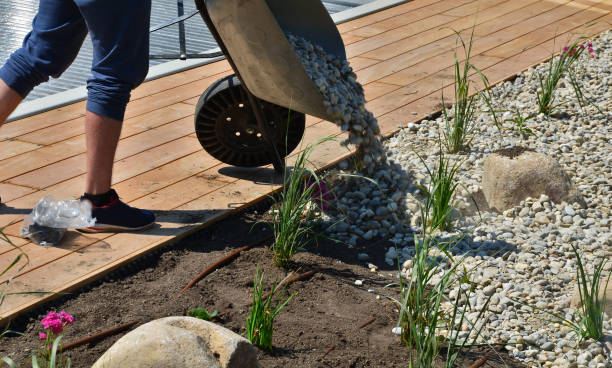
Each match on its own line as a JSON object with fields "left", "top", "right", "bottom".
{"left": 77, "top": 222, "right": 155, "bottom": 233}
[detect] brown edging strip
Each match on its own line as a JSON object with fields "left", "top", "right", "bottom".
{"left": 468, "top": 350, "right": 495, "bottom": 368}
{"left": 322, "top": 344, "right": 337, "bottom": 358}
{"left": 246, "top": 270, "right": 316, "bottom": 307}
{"left": 63, "top": 320, "right": 140, "bottom": 352}
{"left": 357, "top": 316, "right": 376, "bottom": 329}
{"left": 177, "top": 234, "right": 274, "bottom": 297}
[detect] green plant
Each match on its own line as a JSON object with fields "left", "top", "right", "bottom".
{"left": 572, "top": 244, "right": 609, "bottom": 341}
{"left": 392, "top": 194, "right": 491, "bottom": 367}
{"left": 1, "top": 225, "right": 32, "bottom": 340}
{"left": 505, "top": 109, "right": 536, "bottom": 140}
{"left": 271, "top": 139, "right": 330, "bottom": 268}
{"left": 515, "top": 245, "right": 609, "bottom": 343}
{"left": 396, "top": 233, "right": 455, "bottom": 367}
{"left": 441, "top": 30, "right": 498, "bottom": 153}
{"left": 536, "top": 39, "right": 587, "bottom": 115}
{"left": 245, "top": 268, "right": 296, "bottom": 351}
{"left": 415, "top": 147, "right": 462, "bottom": 232}
{"left": 2, "top": 336, "right": 70, "bottom": 368}
{"left": 188, "top": 307, "right": 218, "bottom": 321}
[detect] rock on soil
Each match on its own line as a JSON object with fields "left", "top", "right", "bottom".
{"left": 92, "top": 317, "right": 258, "bottom": 368}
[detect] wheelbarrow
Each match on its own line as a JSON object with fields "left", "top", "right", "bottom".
{"left": 192, "top": 0, "right": 347, "bottom": 173}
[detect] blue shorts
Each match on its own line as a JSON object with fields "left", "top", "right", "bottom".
{"left": 0, "top": 0, "right": 152, "bottom": 121}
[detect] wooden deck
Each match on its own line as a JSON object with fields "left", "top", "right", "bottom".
{"left": 0, "top": 0, "right": 610, "bottom": 323}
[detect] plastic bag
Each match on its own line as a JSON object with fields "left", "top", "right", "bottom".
{"left": 21, "top": 196, "right": 96, "bottom": 246}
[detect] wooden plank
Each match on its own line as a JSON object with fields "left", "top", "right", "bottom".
{"left": 337, "top": 0, "right": 448, "bottom": 33}
{"left": 345, "top": 13, "right": 458, "bottom": 58}
{"left": 354, "top": 0, "right": 540, "bottom": 84}
{"left": 7, "top": 116, "right": 195, "bottom": 189}
{"left": 112, "top": 150, "right": 221, "bottom": 203}
{"left": 363, "top": 0, "right": 572, "bottom": 61}
{"left": 0, "top": 183, "right": 36, "bottom": 203}
{"left": 377, "top": 0, "right": 600, "bottom": 86}
{"left": 122, "top": 71, "right": 232, "bottom": 120}
{"left": 347, "top": 56, "right": 381, "bottom": 71}
{"left": 112, "top": 136, "right": 203, "bottom": 184}
{"left": 345, "top": 0, "right": 470, "bottom": 38}
{"left": 472, "top": 0, "right": 575, "bottom": 37}
{"left": 482, "top": 4, "right": 610, "bottom": 59}
{"left": 0, "top": 135, "right": 86, "bottom": 182}
{"left": 0, "top": 140, "right": 42, "bottom": 161}
{"left": 130, "top": 60, "right": 231, "bottom": 100}
{"left": 182, "top": 96, "right": 200, "bottom": 106}
{"left": 0, "top": 102, "right": 86, "bottom": 142}
{"left": 341, "top": 33, "right": 365, "bottom": 45}
{"left": 364, "top": 81, "right": 403, "bottom": 101}
{"left": 129, "top": 175, "right": 228, "bottom": 212}
{"left": 443, "top": 0, "right": 506, "bottom": 17}
{"left": 0, "top": 236, "right": 30, "bottom": 255}
{"left": 0, "top": 232, "right": 98, "bottom": 283}
{"left": 345, "top": 0, "right": 511, "bottom": 59}
{"left": 18, "top": 103, "right": 194, "bottom": 146}
{"left": 7, "top": 154, "right": 86, "bottom": 190}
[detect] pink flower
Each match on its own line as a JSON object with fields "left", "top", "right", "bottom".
{"left": 587, "top": 43, "right": 593, "bottom": 47}
{"left": 307, "top": 180, "right": 330, "bottom": 211}
{"left": 41, "top": 312, "right": 64, "bottom": 334}
{"left": 59, "top": 311, "right": 74, "bottom": 325}
{"left": 44, "top": 312, "right": 58, "bottom": 320}
{"left": 39, "top": 333, "right": 47, "bottom": 339}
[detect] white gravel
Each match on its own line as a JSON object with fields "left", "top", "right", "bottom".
{"left": 323, "top": 30, "right": 612, "bottom": 367}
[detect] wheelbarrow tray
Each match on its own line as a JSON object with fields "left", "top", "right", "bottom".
{"left": 202, "top": 0, "right": 346, "bottom": 121}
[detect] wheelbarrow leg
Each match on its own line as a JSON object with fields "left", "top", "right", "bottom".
{"left": 195, "top": 0, "right": 285, "bottom": 175}
{"left": 245, "top": 92, "right": 286, "bottom": 175}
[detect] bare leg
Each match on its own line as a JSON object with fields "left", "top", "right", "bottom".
{"left": 84, "top": 111, "right": 122, "bottom": 195}
{"left": 0, "top": 79, "right": 23, "bottom": 125}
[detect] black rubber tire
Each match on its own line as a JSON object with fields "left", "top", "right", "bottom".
{"left": 194, "top": 75, "right": 306, "bottom": 168}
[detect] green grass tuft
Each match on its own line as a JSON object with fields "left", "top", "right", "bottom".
{"left": 246, "top": 268, "right": 296, "bottom": 351}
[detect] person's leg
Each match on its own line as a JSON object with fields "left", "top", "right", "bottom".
{"left": 75, "top": 0, "right": 155, "bottom": 232}
{"left": 84, "top": 112, "right": 122, "bottom": 195}
{"left": 0, "top": 79, "right": 22, "bottom": 125}
{"left": 75, "top": 0, "right": 151, "bottom": 122}
{"left": 0, "top": 0, "right": 87, "bottom": 121}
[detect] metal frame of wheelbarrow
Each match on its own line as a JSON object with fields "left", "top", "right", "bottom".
{"left": 195, "top": 0, "right": 288, "bottom": 174}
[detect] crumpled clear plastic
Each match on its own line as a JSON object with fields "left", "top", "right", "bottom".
{"left": 21, "top": 196, "right": 96, "bottom": 246}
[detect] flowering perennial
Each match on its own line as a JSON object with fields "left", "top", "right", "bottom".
{"left": 563, "top": 42, "right": 595, "bottom": 58}
{"left": 37, "top": 311, "right": 74, "bottom": 367}
{"left": 307, "top": 180, "right": 330, "bottom": 211}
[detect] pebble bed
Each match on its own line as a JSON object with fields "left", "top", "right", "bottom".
{"left": 295, "top": 29, "right": 611, "bottom": 368}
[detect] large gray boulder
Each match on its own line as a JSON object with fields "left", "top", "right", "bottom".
{"left": 92, "top": 317, "right": 258, "bottom": 368}
{"left": 482, "top": 148, "right": 585, "bottom": 211}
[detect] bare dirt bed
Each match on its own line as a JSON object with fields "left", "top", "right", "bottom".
{"left": 0, "top": 204, "right": 524, "bottom": 367}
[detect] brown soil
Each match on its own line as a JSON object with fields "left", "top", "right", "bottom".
{"left": 0, "top": 205, "right": 525, "bottom": 367}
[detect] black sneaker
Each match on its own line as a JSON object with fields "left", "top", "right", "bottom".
{"left": 79, "top": 190, "right": 155, "bottom": 233}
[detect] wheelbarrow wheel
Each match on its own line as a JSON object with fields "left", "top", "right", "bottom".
{"left": 194, "top": 75, "right": 306, "bottom": 168}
